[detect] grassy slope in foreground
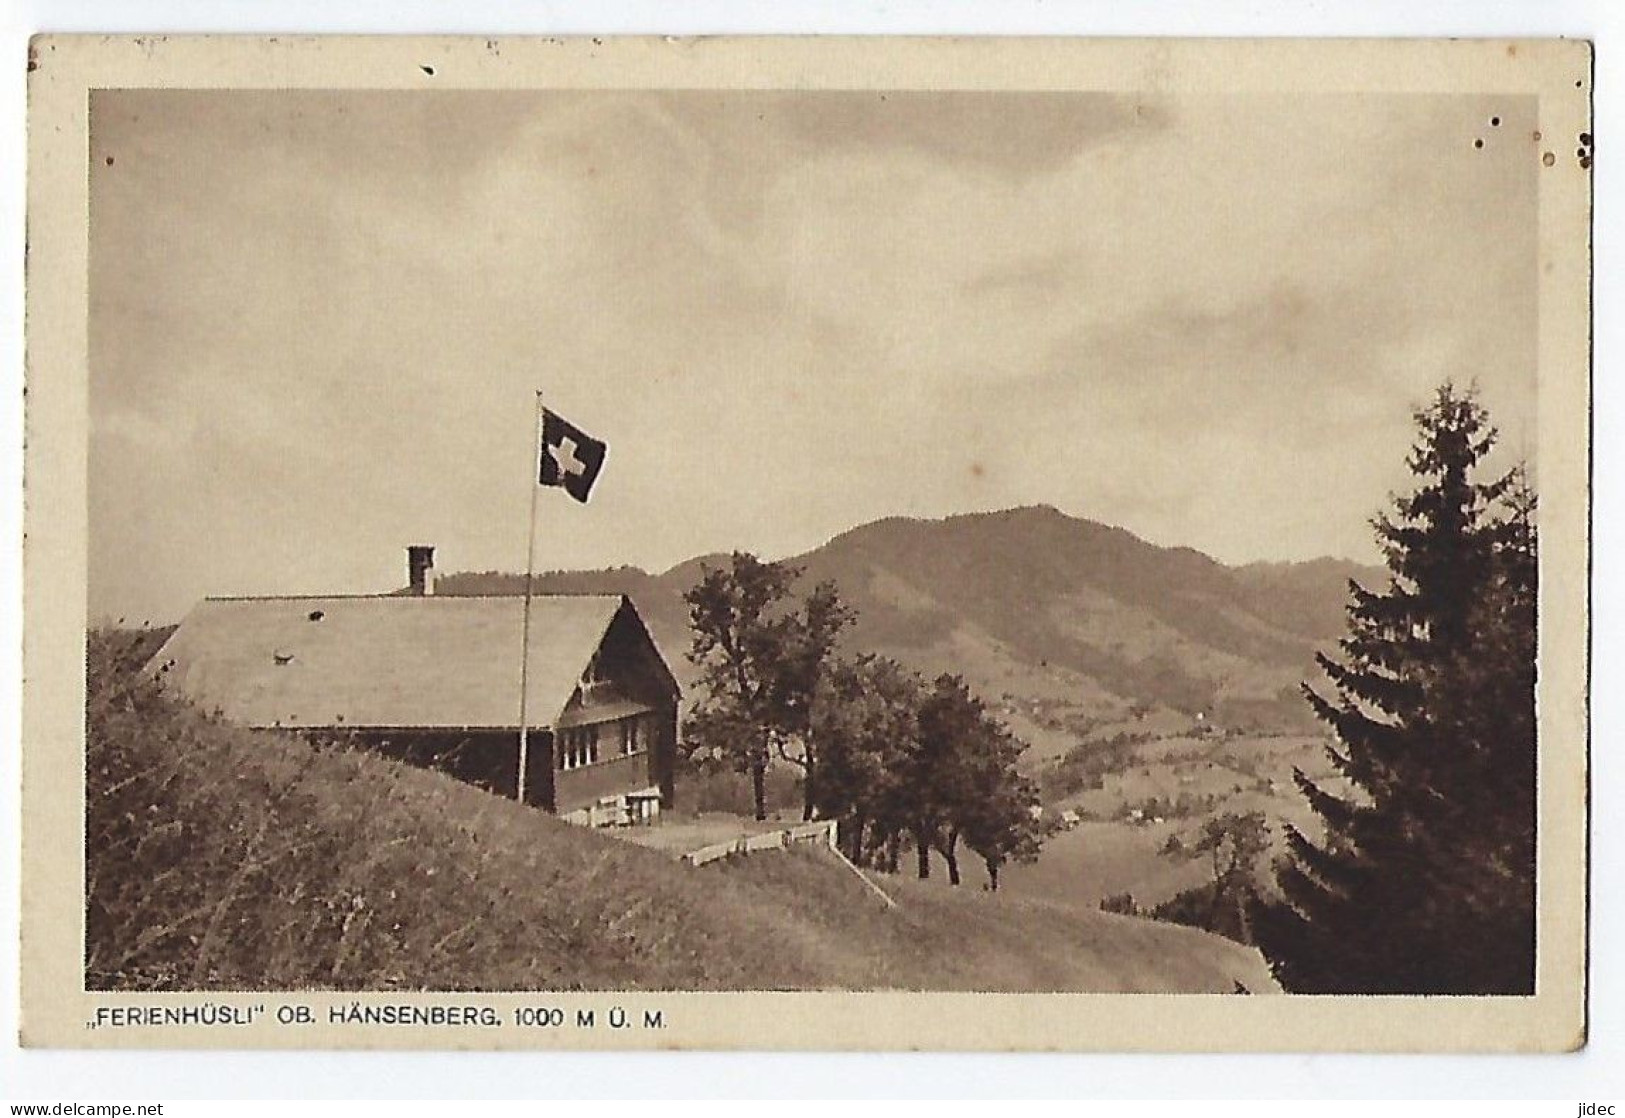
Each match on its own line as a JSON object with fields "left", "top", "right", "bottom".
{"left": 88, "top": 633, "right": 1277, "bottom": 993}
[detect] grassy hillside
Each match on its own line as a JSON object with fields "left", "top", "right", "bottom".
{"left": 88, "top": 629, "right": 1276, "bottom": 994}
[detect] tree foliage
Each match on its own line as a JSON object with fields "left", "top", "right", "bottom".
{"left": 1252, "top": 383, "right": 1538, "bottom": 993}
{"left": 921, "top": 675, "right": 1043, "bottom": 890}
{"left": 811, "top": 655, "right": 923, "bottom": 866}
{"left": 681, "top": 552, "right": 852, "bottom": 820}
{"left": 809, "top": 661, "right": 1042, "bottom": 888}
{"left": 1154, "top": 811, "right": 1270, "bottom": 944}
{"left": 682, "top": 556, "right": 1042, "bottom": 884}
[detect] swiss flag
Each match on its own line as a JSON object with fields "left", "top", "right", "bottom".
{"left": 538, "top": 408, "right": 607, "bottom": 504}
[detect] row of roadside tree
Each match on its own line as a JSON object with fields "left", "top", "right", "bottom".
{"left": 681, "top": 553, "right": 1043, "bottom": 890}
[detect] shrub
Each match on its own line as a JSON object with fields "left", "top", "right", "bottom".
{"left": 1099, "top": 892, "right": 1142, "bottom": 917}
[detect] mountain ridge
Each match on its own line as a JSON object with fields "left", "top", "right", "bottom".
{"left": 437, "top": 506, "right": 1384, "bottom": 755}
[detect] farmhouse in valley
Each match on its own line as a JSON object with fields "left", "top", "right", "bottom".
{"left": 147, "top": 547, "right": 681, "bottom": 825}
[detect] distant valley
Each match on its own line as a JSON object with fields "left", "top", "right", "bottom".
{"left": 436, "top": 505, "right": 1383, "bottom": 765}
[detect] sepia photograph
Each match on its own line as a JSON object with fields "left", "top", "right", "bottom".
{"left": 19, "top": 35, "right": 1592, "bottom": 1052}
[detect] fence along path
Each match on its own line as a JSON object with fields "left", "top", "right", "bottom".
{"left": 680, "top": 818, "right": 837, "bottom": 867}
{"left": 680, "top": 819, "right": 898, "bottom": 909}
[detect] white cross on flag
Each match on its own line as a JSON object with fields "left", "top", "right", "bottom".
{"left": 538, "top": 408, "right": 607, "bottom": 504}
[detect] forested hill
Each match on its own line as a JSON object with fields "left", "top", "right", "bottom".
{"left": 437, "top": 506, "right": 1383, "bottom": 746}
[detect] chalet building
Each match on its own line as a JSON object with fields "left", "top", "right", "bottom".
{"left": 147, "top": 547, "right": 681, "bottom": 825}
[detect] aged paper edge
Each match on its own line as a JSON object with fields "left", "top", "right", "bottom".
{"left": 20, "top": 34, "right": 1593, "bottom": 1052}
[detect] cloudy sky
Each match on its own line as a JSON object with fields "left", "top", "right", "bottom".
{"left": 88, "top": 89, "right": 1538, "bottom": 624}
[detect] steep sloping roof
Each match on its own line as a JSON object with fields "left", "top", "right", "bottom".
{"left": 148, "top": 594, "right": 633, "bottom": 730}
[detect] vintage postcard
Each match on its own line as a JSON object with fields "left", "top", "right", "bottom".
{"left": 21, "top": 35, "right": 1591, "bottom": 1050}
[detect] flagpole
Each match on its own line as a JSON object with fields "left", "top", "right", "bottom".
{"left": 516, "top": 390, "right": 544, "bottom": 805}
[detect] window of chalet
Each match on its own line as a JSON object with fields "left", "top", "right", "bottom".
{"left": 619, "top": 714, "right": 655, "bottom": 757}
{"left": 557, "top": 725, "right": 604, "bottom": 771}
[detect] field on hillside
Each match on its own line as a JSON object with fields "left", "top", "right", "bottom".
{"left": 656, "top": 726, "right": 1337, "bottom": 917}
{"left": 648, "top": 730, "right": 1338, "bottom": 921}
{"left": 88, "top": 630, "right": 1277, "bottom": 994}
{"left": 998, "top": 731, "right": 1342, "bottom": 912}
{"left": 1000, "top": 822, "right": 1211, "bottom": 911}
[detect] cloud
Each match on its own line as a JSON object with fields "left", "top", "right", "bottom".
{"left": 86, "top": 89, "right": 1539, "bottom": 623}
{"left": 760, "top": 91, "right": 1168, "bottom": 178}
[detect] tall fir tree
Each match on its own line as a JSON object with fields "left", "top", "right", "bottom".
{"left": 1252, "top": 383, "right": 1537, "bottom": 994}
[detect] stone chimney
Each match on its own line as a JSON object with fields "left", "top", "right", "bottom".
{"left": 406, "top": 545, "right": 436, "bottom": 596}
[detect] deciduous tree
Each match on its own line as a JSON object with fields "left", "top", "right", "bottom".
{"left": 1177, "top": 811, "right": 1271, "bottom": 942}
{"left": 810, "top": 655, "right": 921, "bottom": 863}
{"left": 914, "top": 674, "right": 1043, "bottom": 887}
{"left": 682, "top": 553, "right": 851, "bottom": 820}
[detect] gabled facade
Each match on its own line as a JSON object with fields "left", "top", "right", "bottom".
{"left": 148, "top": 549, "right": 681, "bottom": 824}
